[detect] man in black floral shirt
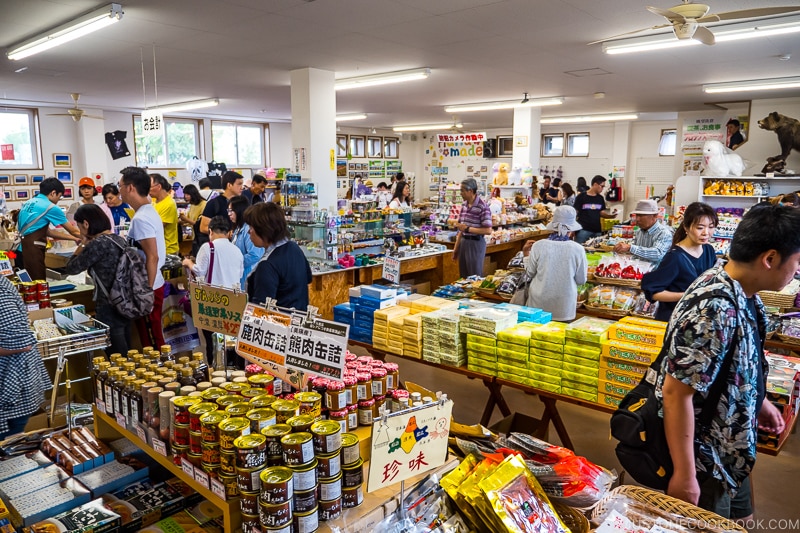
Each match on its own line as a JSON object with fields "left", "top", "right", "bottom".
{"left": 657, "top": 204, "right": 800, "bottom": 522}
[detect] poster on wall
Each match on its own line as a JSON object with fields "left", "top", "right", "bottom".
{"left": 682, "top": 118, "right": 724, "bottom": 176}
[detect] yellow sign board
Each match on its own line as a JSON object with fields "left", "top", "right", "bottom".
{"left": 188, "top": 281, "right": 248, "bottom": 336}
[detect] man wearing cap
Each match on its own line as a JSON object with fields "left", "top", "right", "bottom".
{"left": 66, "top": 177, "right": 100, "bottom": 222}
{"left": 613, "top": 199, "right": 673, "bottom": 264}
{"left": 453, "top": 178, "right": 493, "bottom": 277}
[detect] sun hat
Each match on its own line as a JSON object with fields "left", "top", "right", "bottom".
{"left": 78, "top": 177, "right": 95, "bottom": 188}
{"left": 546, "top": 205, "right": 582, "bottom": 236}
{"left": 630, "top": 199, "right": 659, "bottom": 215}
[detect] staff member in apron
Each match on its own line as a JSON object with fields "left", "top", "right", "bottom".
{"left": 453, "top": 178, "right": 493, "bottom": 277}
{"left": 16, "top": 178, "right": 81, "bottom": 281}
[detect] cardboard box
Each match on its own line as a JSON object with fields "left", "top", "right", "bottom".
{"left": 599, "top": 356, "right": 649, "bottom": 379}
{"left": 489, "top": 412, "right": 548, "bottom": 441}
{"left": 598, "top": 379, "right": 634, "bottom": 399}
{"left": 598, "top": 368, "right": 641, "bottom": 389}
{"left": 597, "top": 392, "right": 624, "bottom": 409}
{"left": 601, "top": 338, "right": 661, "bottom": 366}
{"left": 608, "top": 323, "right": 665, "bottom": 347}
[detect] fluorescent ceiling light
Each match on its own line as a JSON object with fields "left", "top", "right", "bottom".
{"left": 541, "top": 113, "right": 638, "bottom": 124}
{"left": 335, "top": 113, "right": 367, "bottom": 122}
{"left": 335, "top": 68, "right": 430, "bottom": 91}
{"left": 703, "top": 76, "right": 800, "bottom": 93}
{"left": 393, "top": 123, "right": 461, "bottom": 132}
{"left": 445, "top": 97, "right": 563, "bottom": 113}
{"left": 602, "top": 14, "right": 800, "bottom": 55}
{"left": 7, "top": 3, "right": 124, "bottom": 60}
{"left": 149, "top": 98, "right": 219, "bottom": 113}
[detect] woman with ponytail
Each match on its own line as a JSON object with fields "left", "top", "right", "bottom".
{"left": 641, "top": 202, "right": 719, "bottom": 322}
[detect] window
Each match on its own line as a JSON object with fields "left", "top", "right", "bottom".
{"left": 134, "top": 117, "right": 200, "bottom": 167}
{"left": 541, "top": 134, "right": 563, "bottom": 157}
{"left": 211, "top": 121, "right": 265, "bottom": 166}
{"left": 567, "top": 133, "right": 589, "bottom": 157}
{"left": 348, "top": 135, "right": 365, "bottom": 158}
{"left": 367, "top": 136, "right": 382, "bottom": 158}
{"left": 659, "top": 129, "right": 677, "bottom": 156}
{"left": 383, "top": 137, "right": 399, "bottom": 159}
{"left": 0, "top": 108, "right": 40, "bottom": 169}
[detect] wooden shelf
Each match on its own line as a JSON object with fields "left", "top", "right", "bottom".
{"left": 93, "top": 408, "right": 241, "bottom": 532}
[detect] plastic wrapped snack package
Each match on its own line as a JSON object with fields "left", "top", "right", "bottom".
{"left": 479, "top": 454, "right": 570, "bottom": 533}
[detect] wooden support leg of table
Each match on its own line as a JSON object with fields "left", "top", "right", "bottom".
{"left": 539, "top": 396, "right": 574, "bottom": 450}
{"left": 480, "top": 381, "right": 511, "bottom": 427}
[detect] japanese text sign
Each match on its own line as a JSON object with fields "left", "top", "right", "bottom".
{"left": 141, "top": 109, "right": 164, "bottom": 135}
{"left": 367, "top": 400, "right": 453, "bottom": 492}
{"left": 285, "top": 313, "right": 349, "bottom": 380}
{"left": 189, "top": 281, "right": 247, "bottom": 336}
{"left": 381, "top": 255, "right": 401, "bottom": 284}
{"left": 236, "top": 304, "right": 291, "bottom": 368}
{"left": 0, "top": 252, "right": 13, "bottom": 276}
{"left": 435, "top": 133, "right": 486, "bottom": 143}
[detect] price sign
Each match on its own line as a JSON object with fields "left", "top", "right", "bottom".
{"left": 96, "top": 400, "right": 105, "bottom": 414}
{"left": 182, "top": 458, "right": 194, "bottom": 477}
{"left": 382, "top": 255, "right": 401, "bottom": 283}
{"left": 235, "top": 305, "right": 291, "bottom": 367}
{"left": 189, "top": 282, "right": 248, "bottom": 336}
{"left": 285, "top": 313, "right": 349, "bottom": 380}
{"left": 115, "top": 413, "right": 127, "bottom": 428}
{"left": 194, "top": 468, "right": 211, "bottom": 489}
{"left": 210, "top": 478, "right": 226, "bottom": 500}
{"left": 152, "top": 438, "right": 167, "bottom": 457}
{"left": 367, "top": 400, "right": 453, "bottom": 493}
{"left": 136, "top": 426, "right": 147, "bottom": 444}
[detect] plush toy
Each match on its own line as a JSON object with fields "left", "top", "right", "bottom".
{"left": 494, "top": 163, "right": 510, "bottom": 186}
{"left": 702, "top": 140, "right": 745, "bottom": 177}
{"left": 491, "top": 162, "right": 500, "bottom": 184}
{"left": 703, "top": 180, "right": 718, "bottom": 195}
{"left": 521, "top": 164, "right": 533, "bottom": 186}
{"left": 508, "top": 165, "right": 522, "bottom": 186}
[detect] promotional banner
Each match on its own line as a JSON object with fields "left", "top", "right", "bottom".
{"left": 682, "top": 118, "right": 724, "bottom": 176}
{"left": 367, "top": 400, "right": 453, "bottom": 492}
{"left": 285, "top": 313, "right": 349, "bottom": 380}
{"left": 235, "top": 303, "right": 291, "bottom": 367}
{"left": 188, "top": 281, "right": 248, "bottom": 336}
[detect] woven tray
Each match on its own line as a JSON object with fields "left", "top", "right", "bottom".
{"left": 775, "top": 333, "right": 800, "bottom": 346}
{"left": 553, "top": 502, "right": 589, "bottom": 533}
{"left": 758, "top": 290, "right": 797, "bottom": 308}
{"left": 589, "top": 275, "right": 642, "bottom": 289}
{"left": 590, "top": 485, "right": 746, "bottom": 533}
{"left": 583, "top": 303, "right": 630, "bottom": 317}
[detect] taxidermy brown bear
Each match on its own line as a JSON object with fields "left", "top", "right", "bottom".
{"left": 758, "top": 111, "right": 800, "bottom": 173}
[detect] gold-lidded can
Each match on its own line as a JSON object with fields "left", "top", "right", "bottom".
{"left": 340, "top": 432, "right": 361, "bottom": 467}
{"left": 199, "top": 410, "right": 229, "bottom": 443}
{"left": 291, "top": 457, "right": 318, "bottom": 492}
{"left": 188, "top": 401, "right": 218, "bottom": 432}
{"left": 218, "top": 416, "right": 251, "bottom": 451}
{"left": 271, "top": 399, "right": 300, "bottom": 424}
{"left": 286, "top": 414, "right": 315, "bottom": 433}
{"left": 280, "top": 431, "right": 314, "bottom": 466}
{"left": 259, "top": 466, "right": 294, "bottom": 504}
{"left": 294, "top": 391, "right": 322, "bottom": 419}
{"left": 246, "top": 407, "right": 276, "bottom": 433}
{"left": 310, "top": 419, "right": 342, "bottom": 455}
{"left": 262, "top": 423, "right": 292, "bottom": 466}
{"left": 225, "top": 401, "right": 251, "bottom": 417}
{"left": 249, "top": 394, "right": 278, "bottom": 409}
{"left": 258, "top": 499, "right": 291, "bottom": 529}
{"left": 234, "top": 433, "right": 267, "bottom": 470}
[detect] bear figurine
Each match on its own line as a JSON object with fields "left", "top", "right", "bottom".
{"left": 758, "top": 111, "right": 800, "bottom": 173}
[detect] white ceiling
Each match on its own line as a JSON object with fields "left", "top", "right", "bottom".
{"left": 1, "top": 0, "right": 800, "bottom": 129}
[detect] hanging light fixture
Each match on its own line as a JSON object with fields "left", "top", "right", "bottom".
{"left": 335, "top": 68, "right": 431, "bottom": 90}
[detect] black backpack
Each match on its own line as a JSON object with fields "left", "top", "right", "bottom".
{"left": 94, "top": 235, "right": 155, "bottom": 319}
{"left": 610, "top": 288, "right": 738, "bottom": 490}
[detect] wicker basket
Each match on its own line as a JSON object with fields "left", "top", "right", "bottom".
{"left": 758, "top": 290, "right": 797, "bottom": 308}
{"left": 775, "top": 333, "right": 800, "bottom": 346}
{"left": 590, "top": 485, "right": 746, "bottom": 533}
{"left": 553, "top": 502, "right": 589, "bottom": 533}
{"left": 583, "top": 303, "right": 630, "bottom": 318}
{"left": 589, "top": 275, "right": 642, "bottom": 289}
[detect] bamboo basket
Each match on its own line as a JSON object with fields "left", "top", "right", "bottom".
{"left": 775, "top": 333, "right": 800, "bottom": 346}
{"left": 590, "top": 485, "right": 746, "bottom": 533}
{"left": 583, "top": 303, "right": 630, "bottom": 318}
{"left": 553, "top": 502, "right": 589, "bottom": 533}
{"left": 589, "top": 275, "right": 642, "bottom": 289}
{"left": 758, "top": 290, "right": 797, "bottom": 309}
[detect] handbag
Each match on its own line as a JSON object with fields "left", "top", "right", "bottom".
{"left": 206, "top": 242, "right": 216, "bottom": 284}
{"left": 509, "top": 273, "right": 531, "bottom": 305}
{"left": 610, "top": 288, "right": 738, "bottom": 490}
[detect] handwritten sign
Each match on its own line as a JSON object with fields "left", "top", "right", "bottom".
{"left": 210, "top": 478, "right": 226, "bottom": 500}
{"left": 141, "top": 109, "right": 164, "bottom": 135}
{"left": 285, "top": 313, "right": 349, "bottom": 380}
{"left": 367, "top": 400, "right": 453, "bottom": 492}
{"left": 235, "top": 303, "right": 291, "bottom": 367}
{"left": 189, "top": 282, "right": 248, "bottom": 336}
{"left": 382, "top": 256, "right": 401, "bottom": 284}
{"left": 152, "top": 438, "right": 167, "bottom": 457}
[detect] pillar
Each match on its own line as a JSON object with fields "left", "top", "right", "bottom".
{"left": 75, "top": 111, "right": 109, "bottom": 186}
{"left": 290, "top": 68, "right": 337, "bottom": 211}
{"left": 511, "top": 106, "right": 541, "bottom": 176}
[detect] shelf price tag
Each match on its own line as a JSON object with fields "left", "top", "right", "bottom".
{"left": 382, "top": 255, "right": 401, "bottom": 283}
{"left": 181, "top": 458, "right": 194, "bottom": 477}
{"left": 96, "top": 400, "right": 105, "bottom": 414}
{"left": 115, "top": 413, "right": 127, "bottom": 428}
{"left": 194, "top": 468, "right": 210, "bottom": 490}
{"left": 152, "top": 438, "right": 167, "bottom": 457}
{"left": 210, "top": 479, "right": 226, "bottom": 500}
{"left": 135, "top": 426, "right": 147, "bottom": 444}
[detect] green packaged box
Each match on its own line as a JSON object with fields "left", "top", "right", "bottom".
{"left": 562, "top": 361, "right": 599, "bottom": 377}
{"left": 562, "top": 386, "right": 597, "bottom": 403}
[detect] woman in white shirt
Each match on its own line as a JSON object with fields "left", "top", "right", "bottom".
{"left": 182, "top": 215, "right": 243, "bottom": 289}
{"left": 388, "top": 181, "right": 411, "bottom": 209}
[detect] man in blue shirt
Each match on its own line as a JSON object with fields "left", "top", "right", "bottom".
{"left": 17, "top": 178, "right": 81, "bottom": 281}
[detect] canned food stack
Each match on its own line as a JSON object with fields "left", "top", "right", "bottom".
{"left": 18, "top": 279, "right": 51, "bottom": 308}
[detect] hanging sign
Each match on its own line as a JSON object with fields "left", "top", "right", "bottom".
{"left": 382, "top": 255, "right": 401, "bottom": 284}
{"left": 141, "top": 109, "right": 164, "bottom": 135}
{"left": 235, "top": 304, "right": 291, "bottom": 367}
{"left": 285, "top": 313, "right": 349, "bottom": 380}
{"left": 189, "top": 281, "right": 247, "bottom": 336}
{"left": 367, "top": 399, "right": 453, "bottom": 492}
{"left": 435, "top": 133, "right": 486, "bottom": 143}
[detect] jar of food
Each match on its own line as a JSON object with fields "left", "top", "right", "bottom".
{"left": 346, "top": 404, "right": 358, "bottom": 432}
{"left": 325, "top": 381, "right": 347, "bottom": 411}
{"left": 342, "top": 376, "right": 357, "bottom": 406}
{"left": 357, "top": 399, "right": 375, "bottom": 426}
{"left": 383, "top": 362, "right": 399, "bottom": 391}
{"left": 328, "top": 409, "right": 347, "bottom": 434}
{"left": 370, "top": 368, "right": 387, "bottom": 397}
{"left": 356, "top": 373, "right": 372, "bottom": 401}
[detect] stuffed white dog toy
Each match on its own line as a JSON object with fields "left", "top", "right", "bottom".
{"left": 703, "top": 140, "right": 745, "bottom": 177}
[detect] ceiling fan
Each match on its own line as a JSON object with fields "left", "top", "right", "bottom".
{"left": 447, "top": 116, "right": 465, "bottom": 133}
{"left": 47, "top": 93, "right": 104, "bottom": 122}
{"left": 589, "top": 2, "right": 800, "bottom": 46}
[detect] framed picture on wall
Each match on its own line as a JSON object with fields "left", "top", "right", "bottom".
{"left": 56, "top": 170, "right": 73, "bottom": 183}
{"left": 496, "top": 136, "right": 513, "bottom": 157}
{"left": 53, "top": 153, "right": 71, "bottom": 167}
{"left": 0, "top": 175, "right": 9, "bottom": 185}
{"left": 15, "top": 190, "right": 29, "bottom": 201}
{"left": 13, "top": 174, "right": 28, "bottom": 185}
{"left": 30, "top": 174, "right": 45, "bottom": 184}
{"left": 29, "top": 187, "right": 40, "bottom": 198}
{"left": 63, "top": 186, "right": 74, "bottom": 199}
{"left": 2, "top": 191, "right": 9, "bottom": 200}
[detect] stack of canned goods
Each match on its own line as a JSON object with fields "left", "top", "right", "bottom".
{"left": 17, "top": 280, "right": 51, "bottom": 308}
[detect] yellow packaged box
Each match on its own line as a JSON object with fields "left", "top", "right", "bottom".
{"left": 601, "top": 339, "right": 661, "bottom": 366}
{"left": 403, "top": 314, "right": 423, "bottom": 328}
{"left": 599, "top": 356, "right": 649, "bottom": 379}
{"left": 597, "top": 392, "right": 623, "bottom": 409}
{"left": 497, "top": 327, "right": 532, "bottom": 346}
{"left": 466, "top": 341, "right": 496, "bottom": 355}
{"left": 529, "top": 361, "right": 563, "bottom": 376}
{"left": 497, "top": 340, "right": 529, "bottom": 353}
{"left": 563, "top": 342, "right": 600, "bottom": 360}
{"left": 469, "top": 350, "right": 497, "bottom": 363}
{"left": 468, "top": 362, "right": 496, "bottom": 376}
{"left": 562, "top": 369, "right": 598, "bottom": 387}
{"left": 608, "top": 323, "right": 665, "bottom": 347}
{"left": 529, "top": 380, "right": 561, "bottom": 394}
{"left": 529, "top": 371, "right": 561, "bottom": 386}
{"left": 530, "top": 349, "right": 564, "bottom": 362}
{"left": 565, "top": 316, "right": 615, "bottom": 344}
{"left": 497, "top": 347, "right": 528, "bottom": 364}
{"left": 529, "top": 355, "right": 563, "bottom": 370}
{"left": 562, "top": 387, "right": 597, "bottom": 402}
{"left": 561, "top": 379, "right": 597, "bottom": 394}
{"left": 498, "top": 362, "right": 527, "bottom": 375}
{"left": 374, "top": 306, "right": 410, "bottom": 322}
{"left": 598, "top": 379, "right": 634, "bottom": 399}
{"left": 467, "top": 334, "right": 496, "bottom": 347}
{"left": 529, "top": 339, "right": 565, "bottom": 354}
{"left": 562, "top": 352, "right": 600, "bottom": 368}
{"left": 530, "top": 322, "right": 567, "bottom": 344}
{"left": 619, "top": 315, "right": 668, "bottom": 331}
{"left": 599, "top": 368, "right": 641, "bottom": 388}
{"left": 562, "top": 361, "right": 599, "bottom": 377}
